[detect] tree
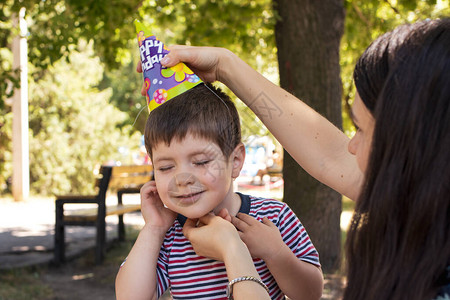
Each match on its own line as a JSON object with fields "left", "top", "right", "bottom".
{"left": 105, "top": 0, "right": 278, "bottom": 137}
{"left": 274, "top": 0, "right": 345, "bottom": 272}
{"left": 0, "top": 0, "right": 275, "bottom": 194}
{"left": 0, "top": 0, "right": 143, "bottom": 108}
{"left": 1, "top": 0, "right": 447, "bottom": 265}
{"left": 341, "top": 0, "right": 450, "bottom": 134}
{"left": 0, "top": 0, "right": 144, "bottom": 194}
{"left": 27, "top": 43, "right": 141, "bottom": 195}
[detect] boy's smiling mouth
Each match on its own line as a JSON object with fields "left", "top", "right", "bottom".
{"left": 171, "top": 190, "right": 205, "bottom": 207}
{"left": 176, "top": 190, "right": 204, "bottom": 198}
{"left": 169, "top": 187, "right": 205, "bottom": 207}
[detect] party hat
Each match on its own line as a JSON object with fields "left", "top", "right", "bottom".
{"left": 135, "top": 20, "right": 203, "bottom": 112}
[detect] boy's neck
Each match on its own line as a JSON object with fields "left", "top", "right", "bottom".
{"left": 229, "top": 191, "right": 243, "bottom": 217}
{"left": 177, "top": 193, "right": 250, "bottom": 227}
{"left": 213, "top": 191, "right": 242, "bottom": 217}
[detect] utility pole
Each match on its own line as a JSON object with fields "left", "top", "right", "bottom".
{"left": 11, "top": 7, "right": 30, "bottom": 202}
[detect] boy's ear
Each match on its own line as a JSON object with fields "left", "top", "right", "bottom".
{"left": 231, "top": 143, "right": 246, "bottom": 178}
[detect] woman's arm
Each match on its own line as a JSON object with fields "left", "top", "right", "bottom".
{"left": 161, "top": 47, "right": 363, "bottom": 200}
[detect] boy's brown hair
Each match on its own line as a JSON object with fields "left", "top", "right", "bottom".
{"left": 144, "top": 83, "right": 241, "bottom": 159}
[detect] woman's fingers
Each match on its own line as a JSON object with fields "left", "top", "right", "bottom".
{"left": 197, "top": 212, "right": 217, "bottom": 225}
{"left": 136, "top": 60, "right": 147, "bottom": 96}
{"left": 136, "top": 60, "right": 143, "bottom": 73}
{"left": 161, "top": 45, "right": 196, "bottom": 67}
{"left": 141, "top": 82, "right": 146, "bottom": 96}
{"left": 183, "top": 213, "right": 214, "bottom": 236}
{"left": 218, "top": 208, "right": 232, "bottom": 222}
{"left": 183, "top": 218, "right": 197, "bottom": 237}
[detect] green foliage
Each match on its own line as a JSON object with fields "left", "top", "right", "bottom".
{"left": 0, "top": 268, "right": 53, "bottom": 300}
{"left": 99, "top": 46, "right": 147, "bottom": 133}
{"left": 26, "top": 43, "right": 141, "bottom": 196}
{"left": 105, "top": 0, "right": 278, "bottom": 139}
{"left": 0, "top": 0, "right": 19, "bottom": 110}
{"left": 341, "top": 0, "right": 450, "bottom": 136}
{"left": 0, "top": 110, "right": 13, "bottom": 193}
{"left": 13, "top": 0, "right": 142, "bottom": 70}
{"left": 2, "top": 0, "right": 448, "bottom": 196}
{"left": 0, "top": 0, "right": 143, "bottom": 107}
{"left": 153, "top": 0, "right": 277, "bottom": 140}
{"left": 139, "top": 0, "right": 277, "bottom": 67}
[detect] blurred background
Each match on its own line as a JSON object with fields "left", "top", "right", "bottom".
{"left": 0, "top": 0, "right": 449, "bottom": 298}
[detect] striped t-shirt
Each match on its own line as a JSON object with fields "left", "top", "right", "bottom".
{"left": 156, "top": 192, "right": 320, "bottom": 300}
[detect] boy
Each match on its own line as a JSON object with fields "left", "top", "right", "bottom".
{"left": 115, "top": 83, "right": 322, "bottom": 300}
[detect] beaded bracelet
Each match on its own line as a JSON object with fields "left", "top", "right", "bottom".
{"left": 226, "top": 276, "right": 270, "bottom": 299}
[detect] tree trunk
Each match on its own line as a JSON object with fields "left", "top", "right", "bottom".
{"left": 274, "top": 0, "right": 345, "bottom": 272}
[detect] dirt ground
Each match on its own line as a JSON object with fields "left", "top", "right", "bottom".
{"left": 40, "top": 247, "right": 121, "bottom": 300}
{"left": 322, "top": 274, "right": 345, "bottom": 300}
{"left": 42, "top": 264, "right": 116, "bottom": 300}
{"left": 42, "top": 270, "right": 344, "bottom": 300}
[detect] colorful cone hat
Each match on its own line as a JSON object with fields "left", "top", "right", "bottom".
{"left": 135, "top": 20, "right": 203, "bottom": 112}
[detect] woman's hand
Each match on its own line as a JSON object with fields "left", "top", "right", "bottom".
{"left": 137, "top": 46, "right": 234, "bottom": 96}
{"left": 140, "top": 181, "right": 177, "bottom": 232}
{"left": 183, "top": 213, "right": 243, "bottom": 262}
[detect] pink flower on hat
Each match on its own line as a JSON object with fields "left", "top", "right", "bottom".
{"left": 153, "top": 89, "right": 168, "bottom": 104}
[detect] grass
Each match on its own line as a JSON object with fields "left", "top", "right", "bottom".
{"left": 0, "top": 268, "right": 54, "bottom": 300}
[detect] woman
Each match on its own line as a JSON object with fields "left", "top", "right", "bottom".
{"left": 143, "top": 18, "right": 450, "bottom": 299}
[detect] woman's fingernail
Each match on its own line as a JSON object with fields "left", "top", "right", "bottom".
{"left": 161, "top": 56, "right": 170, "bottom": 65}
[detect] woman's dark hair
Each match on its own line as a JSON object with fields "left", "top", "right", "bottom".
{"left": 346, "top": 19, "right": 450, "bottom": 300}
{"left": 144, "top": 83, "right": 241, "bottom": 159}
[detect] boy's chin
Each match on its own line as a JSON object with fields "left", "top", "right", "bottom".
{"left": 162, "top": 202, "right": 202, "bottom": 217}
{"left": 181, "top": 210, "right": 213, "bottom": 220}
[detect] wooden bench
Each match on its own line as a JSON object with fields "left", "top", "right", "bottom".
{"left": 54, "top": 165, "right": 153, "bottom": 265}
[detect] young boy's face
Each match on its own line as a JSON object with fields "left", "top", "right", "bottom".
{"left": 151, "top": 132, "right": 244, "bottom": 219}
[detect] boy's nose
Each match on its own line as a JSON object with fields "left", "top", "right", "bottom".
{"left": 174, "top": 172, "right": 196, "bottom": 186}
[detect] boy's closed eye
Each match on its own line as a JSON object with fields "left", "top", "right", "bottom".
{"left": 157, "top": 160, "right": 210, "bottom": 171}
{"left": 158, "top": 165, "right": 174, "bottom": 172}
{"left": 194, "top": 160, "right": 211, "bottom": 166}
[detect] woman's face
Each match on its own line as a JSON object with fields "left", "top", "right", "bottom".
{"left": 348, "top": 92, "right": 375, "bottom": 173}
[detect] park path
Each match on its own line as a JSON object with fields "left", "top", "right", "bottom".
{"left": 0, "top": 195, "right": 143, "bottom": 270}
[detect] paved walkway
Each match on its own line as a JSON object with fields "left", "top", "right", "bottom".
{"left": 0, "top": 195, "right": 144, "bottom": 270}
